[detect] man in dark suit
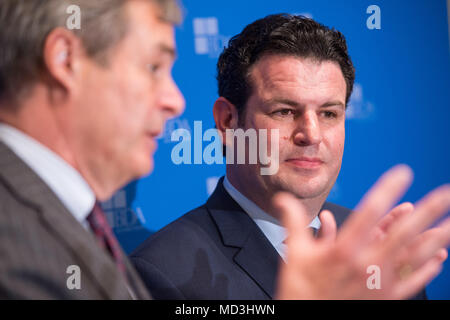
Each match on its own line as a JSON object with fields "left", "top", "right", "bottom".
{"left": 131, "top": 179, "right": 427, "bottom": 300}
{"left": 131, "top": 14, "right": 449, "bottom": 300}
{"left": 0, "top": 0, "right": 184, "bottom": 299}
{"left": 131, "top": 177, "right": 354, "bottom": 299}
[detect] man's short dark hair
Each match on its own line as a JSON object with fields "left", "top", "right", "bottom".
{"left": 217, "top": 14, "right": 355, "bottom": 117}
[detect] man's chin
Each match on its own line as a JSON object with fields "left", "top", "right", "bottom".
{"left": 131, "top": 157, "right": 154, "bottom": 179}
{"left": 275, "top": 176, "right": 330, "bottom": 199}
{"left": 143, "top": 159, "right": 154, "bottom": 177}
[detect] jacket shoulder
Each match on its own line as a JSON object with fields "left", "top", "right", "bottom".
{"left": 322, "top": 201, "right": 352, "bottom": 228}
{"left": 0, "top": 183, "right": 78, "bottom": 298}
{"left": 130, "top": 204, "right": 215, "bottom": 258}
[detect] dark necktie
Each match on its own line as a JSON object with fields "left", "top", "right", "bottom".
{"left": 86, "top": 202, "right": 127, "bottom": 277}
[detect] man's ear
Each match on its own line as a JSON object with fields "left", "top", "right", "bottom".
{"left": 42, "top": 27, "right": 84, "bottom": 96}
{"left": 213, "top": 97, "right": 240, "bottom": 148}
{"left": 213, "top": 96, "right": 240, "bottom": 131}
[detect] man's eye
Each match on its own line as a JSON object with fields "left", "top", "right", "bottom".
{"left": 273, "top": 109, "right": 296, "bottom": 116}
{"left": 322, "top": 111, "right": 337, "bottom": 118}
{"left": 147, "top": 64, "right": 161, "bottom": 74}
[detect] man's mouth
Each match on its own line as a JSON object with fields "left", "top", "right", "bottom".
{"left": 145, "top": 131, "right": 160, "bottom": 152}
{"left": 285, "top": 157, "right": 324, "bottom": 169}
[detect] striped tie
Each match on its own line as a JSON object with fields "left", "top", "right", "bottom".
{"left": 86, "top": 202, "right": 127, "bottom": 277}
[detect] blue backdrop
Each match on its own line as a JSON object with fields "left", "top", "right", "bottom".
{"left": 104, "top": 0, "right": 450, "bottom": 299}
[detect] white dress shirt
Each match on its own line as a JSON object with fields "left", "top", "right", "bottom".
{"left": 223, "top": 175, "right": 321, "bottom": 261}
{"left": 0, "top": 124, "right": 95, "bottom": 229}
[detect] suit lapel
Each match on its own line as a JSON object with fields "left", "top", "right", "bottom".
{"left": 232, "top": 231, "right": 280, "bottom": 299}
{"left": 205, "top": 178, "right": 354, "bottom": 299}
{"left": 123, "top": 255, "right": 152, "bottom": 299}
{"left": 207, "top": 178, "right": 280, "bottom": 299}
{"left": 0, "top": 141, "right": 135, "bottom": 299}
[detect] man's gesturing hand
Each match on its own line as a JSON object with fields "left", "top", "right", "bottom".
{"left": 273, "top": 165, "right": 450, "bottom": 299}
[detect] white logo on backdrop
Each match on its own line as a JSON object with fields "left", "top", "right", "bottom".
{"left": 346, "top": 83, "right": 375, "bottom": 120}
{"left": 193, "top": 17, "right": 230, "bottom": 57}
{"left": 102, "top": 190, "right": 146, "bottom": 232}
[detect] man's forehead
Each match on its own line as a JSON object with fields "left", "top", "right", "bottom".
{"left": 124, "top": 0, "right": 176, "bottom": 45}
{"left": 249, "top": 55, "right": 346, "bottom": 96}
{"left": 252, "top": 55, "right": 342, "bottom": 83}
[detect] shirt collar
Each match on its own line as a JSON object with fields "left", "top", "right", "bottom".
{"left": 223, "top": 175, "right": 321, "bottom": 252}
{"left": 0, "top": 123, "right": 95, "bottom": 226}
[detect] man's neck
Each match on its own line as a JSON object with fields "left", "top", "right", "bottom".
{"left": 0, "top": 86, "right": 120, "bottom": 201}
{"left": 0, "top": 88, "right": 78, "bottom": 170}
{"left": 226, "top": 169, "right": 328, "bottom": 221}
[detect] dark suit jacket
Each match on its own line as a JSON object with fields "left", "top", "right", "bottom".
{"left": 0, "top": 141, "right": 150, "bottom": 299}
{"left": 131, "top": 177, "right": 426, "bottom": 300}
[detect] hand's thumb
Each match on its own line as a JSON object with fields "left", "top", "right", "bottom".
{"left": 273, "top": 192, "right": 311, "bottom": 244}
{"left": 317, "top": 210, "right": 337, "bottom": 243}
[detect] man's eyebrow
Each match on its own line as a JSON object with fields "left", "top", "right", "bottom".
{"left": 320, "top": 101, "right": 345, "bottom": 109}
{"left": 265, "top": 98, "right": 302, "bottom": 108}
{"left": 265, "top": 98, "right": 345, "bottom": 109}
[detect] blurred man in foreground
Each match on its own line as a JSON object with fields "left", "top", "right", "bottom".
{"left": 0, "top": 0, "right": 184, "bottom": 298}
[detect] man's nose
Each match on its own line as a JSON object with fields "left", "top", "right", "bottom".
{"left": 293, "top": 111, "right": 322, "bottom": 146}
{"left": 160, "top": 76, "right": 185, "bottom": 118}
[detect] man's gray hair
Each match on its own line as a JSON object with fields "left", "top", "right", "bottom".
{"left": 0, "top": 0, "right": 182, "bottom": 106}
